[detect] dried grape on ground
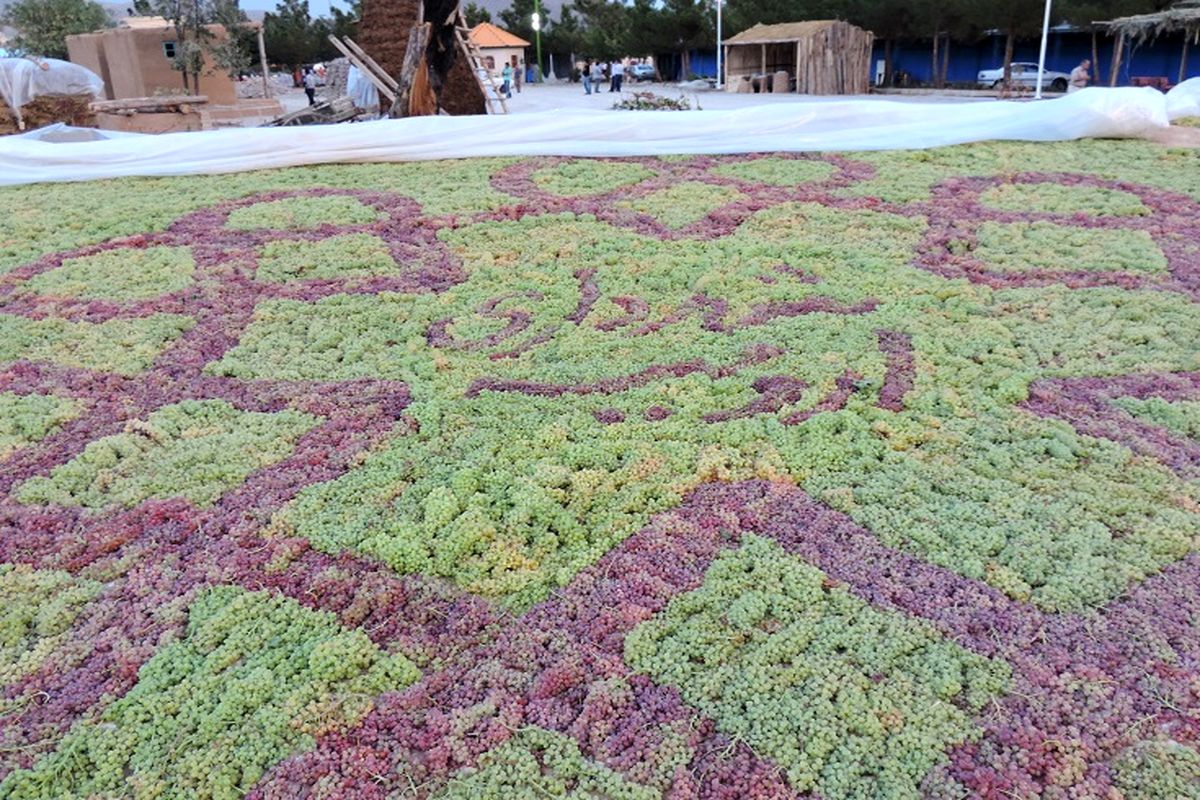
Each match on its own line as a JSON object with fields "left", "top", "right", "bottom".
{"left": 1, "top": 139, "right": 1200, "bottom": 799}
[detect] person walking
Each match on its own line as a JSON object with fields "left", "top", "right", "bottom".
{"left": 302, "top": 68, "right": 317, "bottom": 105}
{"left": 501, "top": 62, "right": 514, "bottom": 99}
{"left": 514, "top": 58, "right": 523, "bottom": 93}
{"left": 590, "top": 60, "right": 604, "bottom": 95}
{"left": 1068, "top": 59, "right": 1091, "bottom": 93}
{"left": 610, "top": 59, "right": 624, "bottom": 93}
{"left": 582, "top": 59, "right": 593, "bottom": 94}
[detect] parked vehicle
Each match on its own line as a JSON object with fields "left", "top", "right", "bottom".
{"left": 630, "top": 64, "right": 656, "bottom": 82}
{"left": 977, "top": 62, "right": 1070, "bottom": 92}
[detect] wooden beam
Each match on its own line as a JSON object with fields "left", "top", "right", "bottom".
{"left": 257, "top": 25, "right": 271, "bottom": 99}
{"left": 91, "top": 95, "right": 208, "bottom": 113}
{"left": 1109, "top": 32, "right": 1124, "bottom": 86}
{"left": 327, "top": 35, "right": 396, "bottom": 103}
{"left": 795, "top": 40, "right": 800, "bottom": 93}
{"left": 343, "top": 36, "right": 399, "bottom": 91}
{"left": 1181, "top": 34, "right": 1191, "bottom": 85}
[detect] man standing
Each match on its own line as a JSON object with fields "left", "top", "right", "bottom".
{"left": 302, "top": 68, "right": 317, "bottom": 105}
{"left": 501, "top": 62, "right": 514, "bottom": 99}
{"left": 1068, "top": 59, "right": 1091, "bottom": 93}
{"left": 610, "top": 59, "right": 624, "bottom": 93}
{"left": 590, "top": 60, "right": 604, "bottom": 95}
{"left": 582, "top": 59, "right": 593, "bottom": 94}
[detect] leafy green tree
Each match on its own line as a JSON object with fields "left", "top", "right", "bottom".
{"left": 328, "top": 0, "right": 360, "bottom": 41}
{"left": 464, "top": 2, "right": 491, "bottom": 26}
{"left": 264, "top": 0, "right": 317, "bottom": 69}
{"left": 1, "top": 0, "right": 110, "bottom": 59}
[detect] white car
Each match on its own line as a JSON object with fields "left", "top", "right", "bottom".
{"left": 977, "top": 62, "right": 1070, "bottom": 92}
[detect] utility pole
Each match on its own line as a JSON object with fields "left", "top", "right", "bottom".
{"left": 1034, "top": 0, "right": 1052, "bottom": 98}
{"left": 716, "top": 0, "right": 722, "bottom": 88}
{"left": 532, "top": 1, "right": 543, "bottom": 82}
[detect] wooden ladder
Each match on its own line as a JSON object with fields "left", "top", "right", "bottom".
{"left": 449, "top": 7, "right": 509, "bottom": 114}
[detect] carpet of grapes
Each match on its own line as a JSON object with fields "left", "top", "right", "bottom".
{"left": 1, "top": 139, "right": 1200, "bottom": 799}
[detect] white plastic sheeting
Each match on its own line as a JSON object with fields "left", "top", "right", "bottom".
{"left": 0, "top": 84, "right": 1196, "bottom": 187}
{"left": 0, "top": 58, "right": 104, "bottom": 124}
{"left": 1167, "top": 77, "right": 1200, "bottom": 120}
{"left": 345, "top": 66, "right": 380, "bottom": 112}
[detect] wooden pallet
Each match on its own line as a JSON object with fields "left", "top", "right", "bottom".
{"left": 263, "top": 96, "right": 361, "bottom": 127}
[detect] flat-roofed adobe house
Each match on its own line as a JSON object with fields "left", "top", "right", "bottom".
{"left": 469, "top": 22, "right": 530, "bottom": 78}
{"left": 67, "top": 16, "right": 236, "bottom": 103}
{"left": 723, "top": 20, "right": 873, "bottom": 95}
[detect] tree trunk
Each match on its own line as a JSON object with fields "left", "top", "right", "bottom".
{"left": 680, "top": 48, "right": 690, "bottom": 80}
{"left": 941, "top": 34, "right": 950, "bottom": 87}
{"left": 1002, "top": 30, "right": 1014, "bottom": 89}
{"left": 931, "top": 30, "right": 940, "bottom": 89}
{"left": 883, "top": 38, "right": 893, "bottom": 87}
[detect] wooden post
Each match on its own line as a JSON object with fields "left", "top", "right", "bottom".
{"left": 391, "top": 22, "right": 432, "bottom": 117}
{"left": 795, "top": 40, "right": 800, "bottom": 93}
{"left": 257, "top": 24, "right": 271, "bottom": 99}
{"left": 1181, "top": 34, "right": 1191, "bottom": 85}
{"left": 1091, "top": 29, "right": 1100, "bottom": 85}
{"left": 1109, "top": 32, "right": 1124, "bottom": 86}
{"left": 761, "top": 43, "right": 766, "bottom": 77}
{"left": 723, "top": 45, "right": 729, "bottom": 87}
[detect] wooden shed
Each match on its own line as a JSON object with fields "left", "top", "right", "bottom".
{"left": 723, "top": 20, "right": 873, "bottom": 95}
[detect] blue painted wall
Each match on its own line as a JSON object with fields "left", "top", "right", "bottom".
{"left": 876, "top": 31, "right": 1197, "bottom": 86}
{"left": 677, "top": 31, "right": 1196, "bottom": 87}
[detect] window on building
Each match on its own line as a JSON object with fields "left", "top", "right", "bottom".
{"left": 163, "top": 41, "right": 177, "bottom": 59}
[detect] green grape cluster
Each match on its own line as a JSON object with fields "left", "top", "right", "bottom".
{"left": 625, "top": 535, "right": 1010, "bottom": 800}
{"left": 531, "top": 161, "right": 655, "bottom": 196}
{"left": 0, "top": 564, "right": 101, "bottom": 690}
{"left": 618, "top": 182, "right": 746, "bottom": 230}
{"left": 0, "top": 586, "right": 419, "bottom": 800}
{"left": 1112, "top": 396, "right": 1200, "bottom": 441}
{"left": 437, "top": 727, "right": 659, "bottom": 800}
{"left": 0, "top": 314, "right": 194, "bottom": 375}
{"left": 24, "top": 246, "right": 195, "bottom": 301}
{"left": 254, "top": 234, "right": 397, "bottom": 283}
{"left": 224, "top": 196, "right": 382, "bottom": 230}
{"left": 1111, "top": 739, "right": 1200, "bottom": 800}
{"left": 978, "top": 183, "right": 1150, "bottom": 217}
{"left": 0, "top": 391, "right": 80, "bottom": 459}
{"left": 710, "top": 158, "right": 836, "bottom": 187}
{"left": 973, "top": 221, "right": 1167, "bottom": 275}
{"left": 15, "top": 399, "right": 319, "bottom": 512}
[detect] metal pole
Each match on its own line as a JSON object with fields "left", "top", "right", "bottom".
{"left": 533, "top": 0, "right": 543, "bottom": 82}
{"left": 1034, "top": 0, "right": 1052, "bottom": 98}
{"left": 716, "top": 0, "right": 722, "bottom": 87}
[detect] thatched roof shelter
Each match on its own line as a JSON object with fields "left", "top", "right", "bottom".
{"left": 1099, "top": 1, "right": 1199, "bottom": 84}
{"left": 722, "top": 20, "right": 873, "bottom": 95}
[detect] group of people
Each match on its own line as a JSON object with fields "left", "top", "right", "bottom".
{"left": 581, "top": 60, "right": 625, "bottom": 94}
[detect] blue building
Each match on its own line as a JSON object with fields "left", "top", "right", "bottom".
{"left": 878, "top": 27, "right": 1197, "bottom": 87}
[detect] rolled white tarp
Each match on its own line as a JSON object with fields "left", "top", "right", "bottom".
{"left": 0, "top": 57, "right": 105, "bottom": 128}
{"left": 0, "top": 85, "right": 1190, "bottom": 187}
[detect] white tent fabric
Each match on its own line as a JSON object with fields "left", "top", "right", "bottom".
{"left": 345, "top": 66, "right": 380, "bottom": 113}
{"left": 0, "top": 58, "right": 104, "bottom": 124}
{"left": 0, "top": 84, "right": 1195, "bottom": 187}
{"left": 1167, "top": 77, "right": 1200, "bottom": 120}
